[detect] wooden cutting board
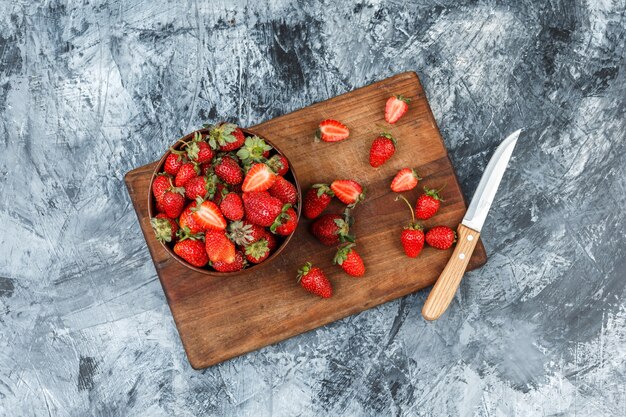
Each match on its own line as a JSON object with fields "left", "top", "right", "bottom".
{"left": 125, "top": 72, "right": 487, "bottom": 369}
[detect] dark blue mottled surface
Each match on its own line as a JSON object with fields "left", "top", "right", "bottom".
{"left": 1, "top": 1, "right": 625, "bottom": 415}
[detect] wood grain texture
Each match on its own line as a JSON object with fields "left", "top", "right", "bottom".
{"left": 124, "top": 72, "right": 487, "bottom": 369}
{"left": 422, "top": 224, "right": 480, "bottom": 320}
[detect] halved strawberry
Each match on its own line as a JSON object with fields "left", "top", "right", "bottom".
{"left": 390, "top": 168, "right": 421, "bottom": 192}
{"left": 385, "top": 95, "right": 410, "bottom": 124}
{"left": 316, "top": 119, "right": 350, "bottom": 142}
{"left": 330, "top": 180, "right": 365, "bottom": 207}
{"left": 242, "top": 163, "right": 276, "bottom": 192}
{"left": 191, "top": 200, "right": 227, "bottom": 231}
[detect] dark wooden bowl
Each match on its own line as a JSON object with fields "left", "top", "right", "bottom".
{"left": 147, "top": 127, "right": 302, "bottom": 276}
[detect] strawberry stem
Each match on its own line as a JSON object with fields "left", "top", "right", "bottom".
{"left": 395, "top": 194, "right": 415, "bottom": 225}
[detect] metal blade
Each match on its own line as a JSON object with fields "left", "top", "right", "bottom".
{"left": 462, "top": 129, "right": 521, "bottom": 232}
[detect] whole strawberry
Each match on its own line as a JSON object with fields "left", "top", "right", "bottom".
{"left": 396, "top": 195, "right": 424, "bottom": 258}
{"left": 151, "top": 213, "right": 179, "bottom": 243}
{"left": 268, "top": 175, "right": 298, "bottom": 205}
{"left": 227, "top": 220, "right": 265, "bottom": 246}
{"left": 369, "top": 133, "right": 396, "bottom": 167}
{"left": 385, "top": 95, "right": 410, "bottom": 124}
{"left": 184, "top": 174, "right": 218, "bottom": 201}
{"left": 330, "top": 180, "right": 365, "bottom": 207}
{"left": 236, "top": 135, "right": 272, "bottom": 163}
{"left": 174, "top": 237, "right": 209, "bottom": 267}
{"left": 214, "top": 155, "right": 243, "bottom": 185}
{"left": 207, "top": 123, "right": 245, "bottom": 151}
{"left": 186, "top": 132, "right": 214, "bottom": 163}
{"left": 152, "top": 173, "right": 172, "bottom": 201}
{"left": 391, "top": 168, "right": 420, "bottom": 192}
{"left": 213, "top": 251, "right": 246, "bottom": 272}
{"left": 175, "top": 162, "right": 199, "bottom": 187}
{"left": 297, "top": 262, "right": 332, "bottom": 298}
{"left": 161, "top": 188, "right": 185, "bottom": 219}
{"left": 333, "top": 243, "right": 365, "bottom": 277}
{"left": 242, "top": 191, "right": 284, "bottom": 227}
{"left": 220, "top": 192, "right": 244, "bottom": 221}
{"left": 303, "top": 184, "right": 334, "bottom": 219}
{"left": 415, "top": 187, "right": 444, "bottom": 220}
{"left": 204, "top": 230, "right": 236, "bottom": 263}
{"left": 271, "top": 206, "right": 298, "bottom": 236}
{"left": 425, "top": 226, "right": 456, "bottom": 250}
{"left": 310, "top": 212, "right": 353, "bottom": 246}
{"left": 266, "top": 154, "right": 289, "bottom": 176}
{"left": 244, "top": 239, "right": 271, "bottom": 264}
{"left": 263, "top": 229, "right": 278, "bottom": 252}
{"left": 164, "top": 152, "right": 185, "bottom": 175}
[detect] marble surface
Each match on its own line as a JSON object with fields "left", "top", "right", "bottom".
{"left": 1, "top": 0, "right": 625, "bottom": 416}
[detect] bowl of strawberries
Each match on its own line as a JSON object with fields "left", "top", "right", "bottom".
{"left": 149, "top": 123, "right": 301, "bottom": 275}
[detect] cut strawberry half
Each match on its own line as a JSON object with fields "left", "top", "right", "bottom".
{"left": 191, "top": 199, "right": 227, "bottom": 231}
{"left": 242, "top": 163, "right": 276, "bottom": 192}
{"left": 316, "top": 119, "right": 350, "bottom": 142}
{"left": 330, "top": 180, "right": 365, "bottom": 207}
{"left": 385, "top": 95, "right": 411, "bottom": 124}
{"left": 390, "top": 168, "right": 421, "bottom": 192}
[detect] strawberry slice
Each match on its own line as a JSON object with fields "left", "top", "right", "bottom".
{"left": 316, "top": 119, "right": 350, "bottom": 142}
{"left": 242, "top": 163, "right": 276, "bottom": 192}
{"left": 330, "top": 180, "right": 365, "bottom": 207}
{"left": 204, "top": 230, "right": 236, "bottom": 263}
{"left": 385, "top": 95, "right": 410, "bottom": 124}
{"left": 390, "top": 168, "right": 421, "bottom": 192}
{"left": 191, "top": 200, "right": 227, "bottom": 231}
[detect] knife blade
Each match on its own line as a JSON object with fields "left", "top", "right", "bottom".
{"left": 422, "top": 129, "right": 521, "bottom": 320}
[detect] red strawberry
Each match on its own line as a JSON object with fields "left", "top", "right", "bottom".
{"left": 227, "top": 220, "right": 265, "bottom": 246}
{"left": 211, "top": 183, "right": 228, "bottom": 205}
{"left": 175, "top": 162, "right": 199, "bottom": 187}
{"left": 244, "top": 238, "right": 270, "bottom": 264}
{"left": 396, "top": 195, "right": 424, "bottom": 257}
{"left": 242, "top": 191, "right": 284, "bottom": 227}
{"left": 191, "top": 200, "right": 227, "bottom": 231}
{"left": 179, "top": 203, "right": 204, "bottom": 234}
{"left": 164, "top": 152, "right": 185, "bottom": 175}
{"left": 369, "top": 133, "right": 396, "bottom": 167}
{"left": 268, "top": 176, "right": 298, "bottom": 205}
{"left": 271, "top": 206, "right": 298, "bottom": 236}
{"left": 174, "top": 238, "right": 209, "bottom": 267}
{"left": 297, "top": 263, "right": 332, "bottom": 298}
{"left": 204, "top": 229, "right": 237, "bottom": 264}
{"left": 219, "top": 193, "right": 244, "bottom": 221}
{"left": 150, "top": 213, "right": 179, "bottom": 243}
{"left": 310, "top": 212, "right": 353, "bottom": 246}
{"left": 214, "top": 155, "right": 243, "bottom": 185}
{"left": 200, "top": 162, "right": 212, "bottom": 176}
{"left": 316, "top": 119, "right": 349, "bottom": 142}
{"left": 236, "top": 135, "right": 272, "bottom": 163}
{"left": 333, "top": 243, "right": 365, "bottom": 277}
{"left": 184, "top": 174, "right": 217, "bottom": 201}
{"left": 303, "top": 184, "right": 334, "bottom": 219}
{"left": 390, "top": 168, "right": 420, "bottom": 192}
{"left": 152, "top": 174, "right": 172, "bottom": 201}
{"left": 415, "top": 187, "right": 444, "bottom": 220}
{"left": 160, "top": 188, "right": 185, "bottom": 219}
{"left": 207, "top": 123, "right": 245, "bottom": 151}
{"left": 264, "top": 230, "right": 278, "bottom": 252}
{"left": 242, "top": 163, "right": 276, "bottom": 192}
{"left": 425, "top": 226, "right": 456, "bottom": 250}
{"left": 266, "top": 154, "right": 289, "bottom": 176}
{"left": 330, "top": 180, "right": 365, "bottom": 207}
{"left": 212, "top": 250, "right": 246, "bottom": 272}
{"left": 385, "top": 95, "right": 410, "bottom": 124}
{"left": 186, "top": 132, "right": 214, "bottom": 163}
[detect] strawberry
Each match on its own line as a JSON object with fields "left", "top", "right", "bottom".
{"left": 164, "top": 152, "right": 185, "bottom": 175}
{"left": 242, "top": 163, "right": 276, "bottom": 192}
{"left": 425, "top": 226, "right": 456, "bottom": 250}
{"left": 271, "top": 206, "right": 298, "bottom": 236}
{"left": 150, "top": 213, "right": 179, "bottom": 243}
{"left": 385, "top": 95, "right": 410, "bottom": 124}
{"left": 175, "top": 162, "right": 199, "bottom": 187}
{"left": 316, "top": 119, "right": 350, "bottom": 142}
{"left": 333, "top": 243, "right": 365, "bottom": 277}
{"left": 204, "top": 230, "right": 237, "bottom": 264}
{"left": 214, "top": 155, "right": 243, "bottom": 185}
{"left": 242, "top": 191, "right": 284, "bottom": 227}
{"left": 207, "top": 123, "right": 245, "bottom": 151}
{"left": 396, "top": 195, "right": 424, "bottom": 257}
{"left": 236, "top": 135, "right": 272, "bottom": 163}
{"left": 227, "top": 220, "right": 265, "bottom": 246}
{"left": 268, "top": 175, "right": 298, "bottom": 205}
{"left": 244, "top": 238, "right": 270, "bottom": 264}
{"left": 390, "top": 168, "right": 420, "bottom": 192}
{"left": 310, "top": 212, "right": 353, "bottom": 246}
{"left": 184, "top": 174, "right": 218, "bottom": 201}
{"left": 219, "top": 192, "right": 244, "bottom": 221}
{"left": 211, "top": 183, "right": 228, "bottom": 205}
{"left": 266, "top": 154, "right": 289, "bottom": 176}
{"left": 152, "top": 174, "right": 172, "bottom": 201}
{"left": 330, "top": 180, "right": 365, "bottom": 207}
{"left": 184, "top": 132, "right": 213, "bottom": 164}
{"left": 303, "top": 184, "right": 334, "bottom": 219}
{"left": 191, "top": 199, "right": 227, "bottom": 231}
{"left": 212, "top": 250, "right": 246, "bottom": 272}
{"left": 415, "top": 187, "right": 444, "bottom": 220}
{"left": 160, "top": 188, "right": 185, "bottom": 219}
{"left": 174, "top": 238, "right": 209, "bottom": 267}
{"left": 200, "top": 162, "right": 212, "bottom": 176}
{"left": 297, "top": 263, "right": 332, "bottom": 298}
{"left": 264, "top": 230, "right": 278, "bottom": 252}
{"left": 179, "top": 203, "right": 204, "bottom": 234}
{"left": 369, "top": 133, "right": 396, "bottom": 167}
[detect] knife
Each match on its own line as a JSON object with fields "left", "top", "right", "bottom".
{"left": 422, "top": 129, "right": 521, "bottom": 320}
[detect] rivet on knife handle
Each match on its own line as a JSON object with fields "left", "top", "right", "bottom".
{"left": 422, "top": 224, "right": 480, "bottom": 320}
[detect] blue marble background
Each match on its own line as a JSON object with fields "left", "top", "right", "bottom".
{"left": 1, "top": 0, "right": 625, "bottom": 416}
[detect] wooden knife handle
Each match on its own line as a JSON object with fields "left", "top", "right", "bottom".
{"left": 422, "top": 224, "right": 480, "bottom": 321}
